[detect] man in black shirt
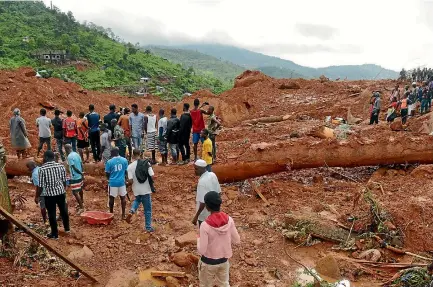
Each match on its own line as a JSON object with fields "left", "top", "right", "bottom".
{"left": 104, "top": 104, "right": 120, "bottom": 139}
{"left": 165, "top": 108, "right": 180, "bottom": 164}
{"left": 51, "top": 110, "right": 65, "bottom": 162}
{"left": 179, "top": 103, "right": 192, "bottom": 164}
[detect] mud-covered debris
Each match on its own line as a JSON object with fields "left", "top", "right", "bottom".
{"left": 175, "top": 231, "right": 197, "bottom": 247}
{"left": 315, "top": 255, "right": 340, "bottom": 279}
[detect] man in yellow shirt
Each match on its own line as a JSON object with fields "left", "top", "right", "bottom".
{"left": 201, "top": 129, "right": 213, "bottom": 172}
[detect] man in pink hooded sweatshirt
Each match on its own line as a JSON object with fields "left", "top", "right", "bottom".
{"left": 197, "top": 191, "right": 240, "bottom": 287}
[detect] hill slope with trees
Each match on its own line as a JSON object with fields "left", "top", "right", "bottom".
{"left": 0, "top": 1, "right": 227, "bottom": 97}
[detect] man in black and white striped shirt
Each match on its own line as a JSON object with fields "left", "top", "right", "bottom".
{"left": 37, "top": 150, "right": 70, "bottom": 239}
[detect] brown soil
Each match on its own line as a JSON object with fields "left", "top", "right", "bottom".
{"left": 0, "top": 68, "right": 431, "bottom": 286}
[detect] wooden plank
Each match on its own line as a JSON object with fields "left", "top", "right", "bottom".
{"left": 0, "top": 206, "right": 98, "bottom": 283}
{"left": 248, "top": 180, "right": 270, "bottom": 206}
{"left": 151, "top": 271, "right": 186, "bottom": 278}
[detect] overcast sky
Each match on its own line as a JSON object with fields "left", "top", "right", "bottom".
{"left": 43, "top": 0, "right": 433, "bottom": 71}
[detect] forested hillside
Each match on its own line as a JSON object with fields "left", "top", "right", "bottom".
{"left": 0, "top": 1, "right": 227, "bottom": 97}
{"left": 147, "top": 46, "right": 245, "bottom": 84}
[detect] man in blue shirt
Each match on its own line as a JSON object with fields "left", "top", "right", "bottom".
{"left": 65, "top": 144, "right": 84, "bottom": 214}
{"left": 105, "top": 147, "right": 128, "bottom": 219}
{"left": 84, "top": 104, "right": 101, "bottom": 162}
{"left": 26, "top": 161, "right": 47, "bottom": 224}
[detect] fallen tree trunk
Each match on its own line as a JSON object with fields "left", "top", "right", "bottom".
{"left": 242, "top": 114, "right": 291, "bottom": 125}
{"left": 6, "top": 133, "right": 433, "bottom": 183}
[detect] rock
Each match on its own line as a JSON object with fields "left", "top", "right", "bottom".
{"left": 175, "top": 231, "right": 197, "bottom": 247}
{"left": 226, "top": 189, "right": 240, "bottom": 200}
{"left": 315, "top": 255, "right": 340, "bottom": 279}
{"left": 386, "top": 169, "right": 398, "bottom": 177}
{"left": 253, "top": 239, "right": 263, "bottom": 246}
{"left": 311, "top": 126, "right": 335, "bottom": 139}
{"left": 383, "top": 221, "right": 396, "bottom": 231}
{"left": 24, "top": 70, "right": 36, "bottom": 77}
{"left": 171, "top": 251, "right": 200, "bottom": 267}
{"left": 312, "top": 175, "right": 324, "bottom": 184}
{"left": 245, "top": 257, "right": 258, "bottom": 266}
{"left": 67, "top": 245, "right": 94, "bottom": 260}
{"left": 390, "top": 120, "right": 404, "bottom": 131}
{"left": 166, "top": 276, "right": 180, "bottom": 287}
{"left": 105, "top": 269, "right": 138, "bottom": 287}
{"left": 358, "top": 249, "right": 381, "bottom": 262}
{"left": 169, "top": 220, "right": 192, "bottom": 232}
{"left": 411, "top": 165, "right": 433, "bottom": 179}
{"left": 319, "top": 75, "right": 330, "bottom": 83}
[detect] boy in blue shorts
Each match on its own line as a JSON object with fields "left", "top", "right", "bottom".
{"left": 105, "top": 147, "right": 128, "bottom": 219}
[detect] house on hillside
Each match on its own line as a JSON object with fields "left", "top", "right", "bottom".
{"left": 31, "top": 50, "right": 70, "bottom": 64}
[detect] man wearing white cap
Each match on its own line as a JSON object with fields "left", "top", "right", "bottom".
{"left": 192, "top": 159, "right": 221, "bottom": 227}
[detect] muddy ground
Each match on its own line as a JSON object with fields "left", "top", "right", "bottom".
{"left": 1, "top": 68, "right": 433, "bottom": 286}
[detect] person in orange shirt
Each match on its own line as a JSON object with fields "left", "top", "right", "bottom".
{"left": 118, "top": 107, "right": 132, "bottom": 162}
{"left": 63, "top": 110, "right": 78, "bottom": 152}
{"left": 77, "top": 112, "right": 90, "bottom": 162}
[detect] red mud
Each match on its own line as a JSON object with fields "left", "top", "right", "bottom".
{"left": 0, "top": 68, "right": 432, "bottom": 286}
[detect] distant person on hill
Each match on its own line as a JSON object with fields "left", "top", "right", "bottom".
{"left": 105, "top": 147, "right": 128, "bottom": 219}
{"left": 166, "top": 108, "right": 180, "bottom": 164}
{"left": 190, "top": 99, "right": 206, "bottom": 161}
{"left": 65, "top": 144, "right": 84, "bottom": 215}
{"left": 103, "top": 104, "right": 119, "bottom": 139}
{"left": 421, "top": 84, "right": 429, "bottom": 114}
{"left": 36, "top": 108, "right": 52, "bottom": 157}
{"left": 386, "top": 97, "right": 398, "bottom": 123}
{"left": 112, "top": 119, "right": 126, "bottom": 158}
{"left": 84, "top": 104, "right": 101, "bottom": 162}
{"left": 157, "top": 109, "right": 168, "bottom": 165}
{"left": 100, "top": 123, "right": 112, "bottom": 164}
{"left": 118, "top": 107, "right": 132, "bottom": 161}
{"left": 203, "top": 105, "right": 221, "bottom": 162}
{"left": 179, "top": 103, "right": 193, "bottom": 164}
{"left": 51, "top": 109, "right": 65, "bottom": 162}
{"left": 390, "top": 85, "right": 400, "bottom": 102}
{"left": 400, "top": 92, "right": 410, "bottom": 125}
{"left": 198, "top": 191, "right": 240, "bottom": 287}
{"left": 63, "top": 110, "right": 78, "bottom": 152}
{"left": 144, "top": 105, "right": 157, "bottom": 164}
{"left": 409, "top": 82, "right": 418, "bottom": 116}
{"left": 77, "top": 112, "right": 90, "bottom": 163}
{"left": 369, "top": 92, "right": 381, "bottom": 125}
{"left": 9, "top": 108, "right": 31, "bottom": 159}
{"left": 129, "top": 104, "right": 145, "bottom": 153}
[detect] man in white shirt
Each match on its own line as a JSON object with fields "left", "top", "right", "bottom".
{"left": 192, "top": 159, "right": 221, "bottom": 227}
{"left": 125, "top": 149, "right": 155, "bottom": 232}
{"left": 36, "top": 108, "right": 52, "bottom": 157}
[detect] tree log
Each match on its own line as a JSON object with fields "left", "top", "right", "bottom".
{"left": 6, "top": 133, "right": 433, "bottom": 183}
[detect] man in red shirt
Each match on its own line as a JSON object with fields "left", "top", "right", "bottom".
{"left": 63, "top": 110, "right": 78, "bottom": 152}
{"left": 77, "top": 112, "right": 90, "bottom": 162}
{"left": 190, "top": 99, "right": 206, "bottom": 161}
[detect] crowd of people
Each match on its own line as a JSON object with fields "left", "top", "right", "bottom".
{"left": 9, "top": 99, "right": 240, "bottom": 286}
{"left": 369, "top": 80, "right": 433, "bottom": 125}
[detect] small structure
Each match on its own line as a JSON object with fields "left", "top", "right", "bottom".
{"left": 137, "top": 77, "right": 151, "bottom": 97}
{"left": 31, "top": 50, "right": 70, "bottom": 64}
{"left": 156, "top": 86, "right": 165, "bottom": 93}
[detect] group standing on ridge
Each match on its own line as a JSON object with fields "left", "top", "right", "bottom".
{"left": 369, "top": 78, "right": 433, "bottom": 126}
{"left": 10, "top": 98, "right": 238, "bottom": 286}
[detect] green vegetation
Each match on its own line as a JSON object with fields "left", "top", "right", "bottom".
{"left": 175, "top": 44, "right": 399, "bottom": 80}
{"left": 0, "top": 1, "right": 228, "bottom": 97}
{"left": 147, "top": 46, "right": 244, "bottom": 84}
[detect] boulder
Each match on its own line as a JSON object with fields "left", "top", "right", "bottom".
{"left": 315, "top": 255, "right": 340, "bottom": 279}
{"left": 67, "top": 245, "right": 94, "bottom": 260}
{"left": 390, "top": 120, "right": 404, "bottom": 131}
{"left": 175, "top": 231, "right": 197, "bottom": 247}
{"left": 166, "top": 276, "right": 180, "bottom": 287}
{"left": 171, "top": 252, "right": 200, "bottom": 267}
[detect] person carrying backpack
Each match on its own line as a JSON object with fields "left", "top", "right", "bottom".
{"left": 125, "top": 149, "right": 155, "bottom": 232}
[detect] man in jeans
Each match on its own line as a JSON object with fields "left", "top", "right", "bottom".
{"left": 125, "top": 149, "right": 155, "bottom": 232}
{"left": 129, "top": 104, "right": 145, "bottom": 153}
{"left": 36, "top": 108, "right": 52, "bottom": 157}
{"left": 37, "top": 150, "right": 70, "bottom": 239}
{"left": 85, "top": 104, "right": 101, "bottom": 162}
{"left": 63, "top": 110, "right": 78, "bottom": 152}
{"left": 51, "top": 110, "right": 65, "bottom": 162}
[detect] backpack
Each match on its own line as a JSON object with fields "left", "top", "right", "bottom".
{"left": 135, "top": 159, "right": 156, "bottom": 192}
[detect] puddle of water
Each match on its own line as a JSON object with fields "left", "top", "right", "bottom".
{"left": 139, "top": 269, "right": 166, "bottom": 286}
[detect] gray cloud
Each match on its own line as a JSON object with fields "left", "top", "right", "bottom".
{"left": 295, "top": 23, "right": 338, "bottom": 40}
